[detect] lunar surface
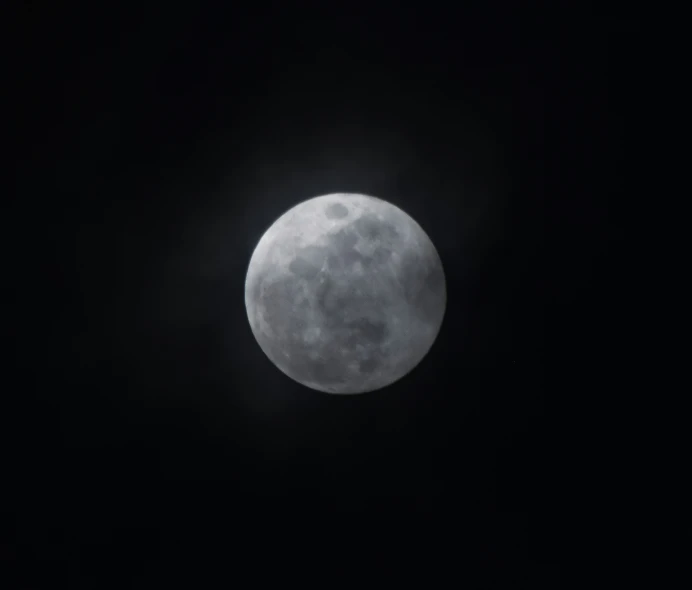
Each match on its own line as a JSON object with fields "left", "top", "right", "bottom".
{"left": 244, "top": 193, "right": 446, "bottom": 394}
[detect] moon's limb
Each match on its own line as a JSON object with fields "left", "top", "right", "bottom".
{"left": 245, "top": 193, "right": 446, "bottom": 394}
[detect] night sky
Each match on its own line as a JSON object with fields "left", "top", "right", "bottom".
{"left": 8, "top": 3, "right": 621, "bottom": 587}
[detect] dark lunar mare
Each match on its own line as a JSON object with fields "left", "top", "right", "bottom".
{"left": 325, "top": 223, "right": 396, "bottom": 272}
{"left": 324, "top": 202, "right": 349, "bottom": 219}
{"left": 287, "top": 245, "right": 328, "bottom": 279}
{"left": 396, "top": 247, "right": 446, "bottom": 325}
{"left": 352, "top": 213, "right": 400, "bottom": 244}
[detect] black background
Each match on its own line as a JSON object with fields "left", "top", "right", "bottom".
{"left": 7, "top": 2, "right": 623, "bottom": 587}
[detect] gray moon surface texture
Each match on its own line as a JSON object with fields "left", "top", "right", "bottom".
{"left": 244, "top": 193, "right": 446, "bottom": 394}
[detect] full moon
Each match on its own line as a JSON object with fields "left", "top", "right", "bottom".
{"left": 244, "top": 193, "right": 446, "bottom": 394}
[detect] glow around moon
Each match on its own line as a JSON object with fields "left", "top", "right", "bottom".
{"left": 245, "top": 193, "right": 446, "bottom": 394}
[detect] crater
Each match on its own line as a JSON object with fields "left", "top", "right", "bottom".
{"left": 325, "top": 202, "right": 349, "bottom": 219}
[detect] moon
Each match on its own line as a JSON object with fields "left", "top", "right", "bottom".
{"left": 244, "top": 193, "right": 446, "bottom": 394}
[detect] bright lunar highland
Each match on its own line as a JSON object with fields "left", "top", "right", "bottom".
{"left": 244, "top": 193, "right": 446, "bottom": 394}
